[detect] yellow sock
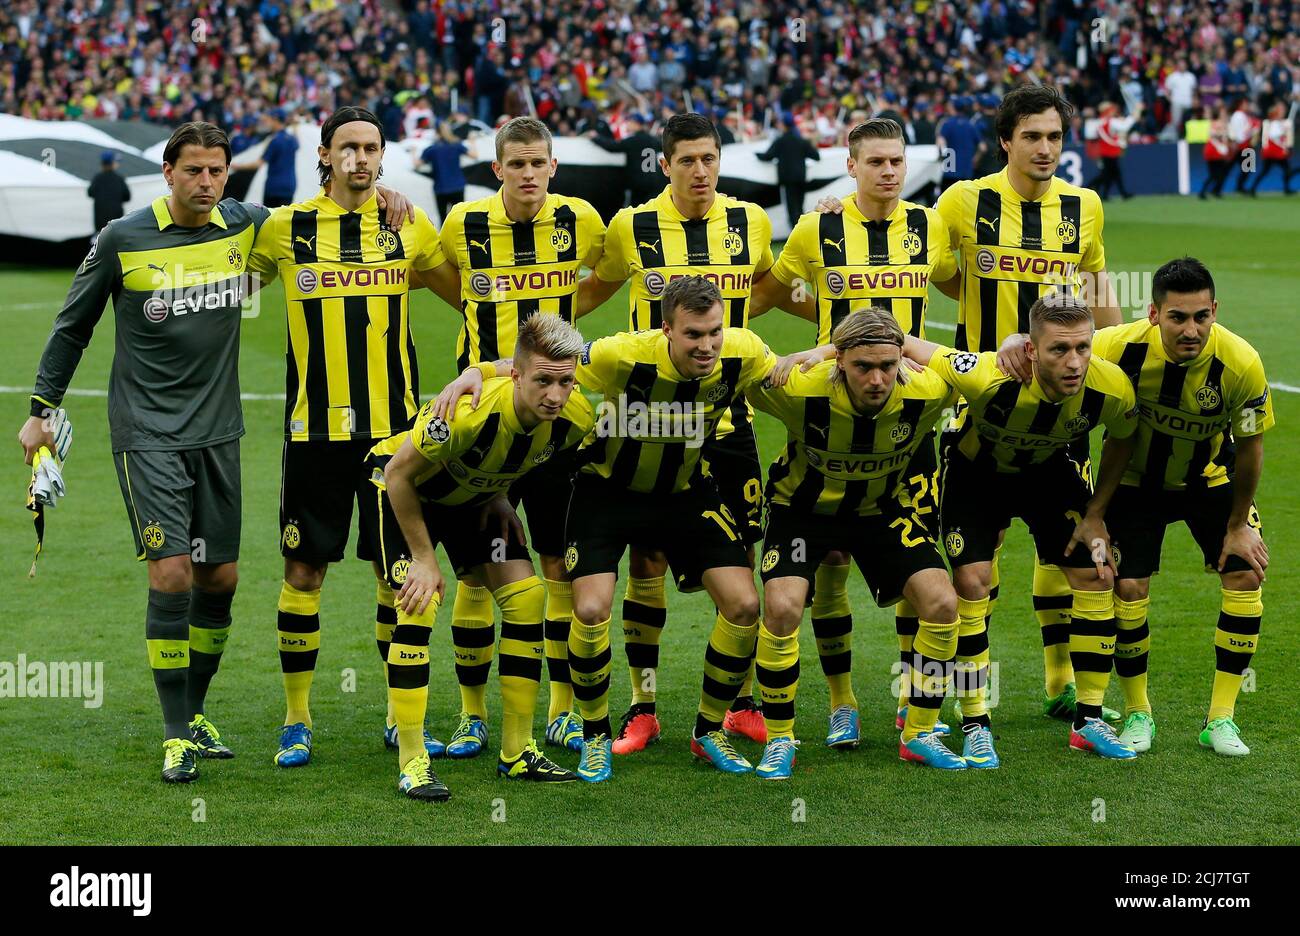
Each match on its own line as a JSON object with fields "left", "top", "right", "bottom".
{"left": 812, "top": 561, "right": 856, "bottom": 710}
{"left": 376, "top": 582, "right": 397, "bottom": 729}
{"left": 451, "top": 583, "right": 494, "bottom": 717}
{"left": 623, "top": 575, "right": 666, "bottom": 705}
{"left": 543, "top": 578, "right": 574, "bottom": 722}
{"left": 904, "top": 617, "right": 958, "bottom": 741}
{"left": 1069, "top": 588, "right": 1116, "bottom": 723}
{"left": 1114, "top": 595, "right": 1151, "bottom": 714}
{"left": 696, "top": 612, "right": 759, "bottom": 736}
{"left": 756, "top": 622, "right": 800, "bottom": 740}
{"left": 278, "top": 581, "right": 321, "bottom": 728}
{"left": 495, "top": 576, "right": 546, "bottom": 761}
{"left": 1209, "top": 587, "right": 1262, "bottom": 721}
{"left": 955, "top": 595, "right": 990, "bottom": 723}
{"left": 1034, "top": 560, "right": 1075, "bottom": 696}
{"left": 388, "top": 594, "right": 440, "bottom": 767}
{"left": 569, "top": 616, "right": 612, "bottom": 737}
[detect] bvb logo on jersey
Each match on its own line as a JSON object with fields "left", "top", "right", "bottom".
{"left": 1196, "top": 385, "right": 1222, "bottom": 410}
{"left": 944, "top": 531, "right": 964, "bottom": 558}
{"left": 564, "top": 546, "right": 579, "bottom": 573}
{"left": 706, "top": 383, "right": 730, "bottom": 403}
{"left": 890, "top": 422, "right": 912, "bottom": 444}
{"left": 761, "top": 548, "right": 780, "bottom": 573}
{"left": 390, "top": 558, "right": 411, "bottom": 584}
{"left": 376, "top": 230, "right": 399, "bottom": 255}
{"left": 226, "top": 244, "right": 242, "bottom": 268}
{"left": 723, "top": 229, "right": 744, "bottom": 256}
{"left": 1056, "top": 220, "right": 1077, "bottom": 243}
{"left": 143, "top": 523, "right": 165, "bottom": 551}
{"left": 534, "top": 442, "right": 556, "bottom": 464}
{"left": 551, "top": 227, "right": 573, "bottom": 253}
{"left": 1065, "top": 415, "right": 1091, "bottom": 435}
{"left": 902, "top": 230, "right": 924, "bottom": 257}
{"left": 282, "top": 523, "right": 301, "bottom": 550}
{"left": 1110, "top": 545, "right": 1122, "bottom": 569}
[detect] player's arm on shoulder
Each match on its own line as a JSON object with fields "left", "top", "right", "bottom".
{"left": 575, "top": 335, "right": 619, "bottom": 392}
{"left": 374, "top": 184, "right": 417, "bottom": 231}
{"left": 996, "top": 330, "right": 1032, "bottom": 383}
{"left": 754, "top": 219, "right": 817, "bottom": 321}
{"left": 247, "top": 208, "right": 282, "bottom": 281}
{"left": 430, "top": 359, "right": 509, "bottom": 421}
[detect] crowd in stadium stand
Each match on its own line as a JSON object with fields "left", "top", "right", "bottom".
{"left": 1, "top": 1, "right": 1296, "bottom": 170}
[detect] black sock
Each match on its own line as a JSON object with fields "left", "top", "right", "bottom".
{"left": 1074, "top": 703, "right": 1102, "bottom": 731}
{"left": 186, "top": 587, "right": 233, "bottom": 717}
{"left": 146, "top": 589, "right": 192, "bottom": 740}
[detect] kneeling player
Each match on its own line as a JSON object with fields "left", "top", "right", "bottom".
{"left": 907, "top": 294, "right": 1140, "bottom": 762}
{"left": 747, "top": 308, "right": 967, "bottom": 773}
{"left": 368, "top": 315, "right": 595, "bottom": 800}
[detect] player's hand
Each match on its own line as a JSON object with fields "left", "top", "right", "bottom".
{"left": 1219, "top": 522, "right": 1268, "bottom": 582}
{"left": 997, "top": 333, "right": 1032, "bottom": 384}
{"left": 431, "top": 368, "right": 485, "bottom": 422}
{"left": 1066, "top": 513, "right": 1115, "bottom": 580}
{"left": 375, "top": 186, "right": 417, "bottom": 231}
{"left": 768, "top": 348, "right": 829, "bottom": 387}
{"left": 17, "top": 415, "right": 55, "bottom": 466}
{"left": 814, "top": 196, "right": 843, "bottom": 214}
{"left": 398, "top": 554, "right": 445, "bottom": 616}
{"left": 480, "top": 496, "right": 527, "bottom": 548}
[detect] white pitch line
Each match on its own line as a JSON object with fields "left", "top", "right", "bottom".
{"left": 0, "top": 386, "right": 285, "bottom": 401}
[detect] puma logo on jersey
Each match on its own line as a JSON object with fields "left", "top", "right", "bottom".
{"left": 637, "top": 240, "right": 660, "bottom": 251}
{"left": 822, "top": 237, "right": 845, "bottom": 250}
{"left": 977, "top": 217, "right": 998, "bottom": 230}
{"left": 470, "top": 238, "right": 489, "bottom": 251}
{"left": 147, "top": 263, "right": 166, "bottom": 274}
{"left": 294, "top": 234, "right": 316, "bottom": 248}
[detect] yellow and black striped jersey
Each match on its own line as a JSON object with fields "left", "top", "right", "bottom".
{"left": 770, "top": 195, "right": 957, "bottom": 344}
{"left": 576, "top": 328, "right": 777, "bottom": 494}
{"left": 366, "top": 376, "right": 595, "bottom": 507}
{"left": 747, "top": 360, "right": 958, "bottom": 516}
{"left": 248, "top": 188, "right": 446, "bottom": 442}
{"left": 929, "top": 346, "right": 1137, "bottom": 473}
{"left": 937, "top": 169, "right": 1106, "bottom": 352}
{"left": 442, "top": 191, "right": 606, "bottom": 371}
{"left": 1092, "top": 320, "right": 1275, "bottom": 491}
{"left": 593, "top": 186, "right": 775, "bottom": 331}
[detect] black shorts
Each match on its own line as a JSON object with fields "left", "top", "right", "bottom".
{"left": 563, "top": 473, "right": 750, "bottom": 587}
{"left": 897, "top": 427, "right": 941, "bottom": 523}
{"left": 114, "top": 440, "right": 242, "bottom": 563}
{"left": 701, "top": 416, "right": 764, "bottom": 547}
{"left": 280, "top": 439, "right": 381, "bottom": 565}
{"left": 369, "top": 486, "right": 532, "bottom": 588}
{"left": 760, "top": 502, "right": 947, "bottom": 607}
{"left": 1108, "top": 482, "right": 1262, "bottom": 580}
{"left": 509, "top": 449, "right": 578, "bottom": 560}
{"left": 939, "top": 449, "right": 1096, "bottom": 569}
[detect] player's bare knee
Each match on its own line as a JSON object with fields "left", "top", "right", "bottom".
{"left": 1221, "top": 569, "right": 1261, "bottom": 592}
{"left": 722, "top": 592, "right": 761, "bottom": 628}
{"left": 917, "top": 589, "right": 958, "bottom": 625}
{"left": 284, "top": 560, "right": 325, "bottom": 592}
{"left": 763, "top": 591, "right": 804, "bottom": 635}
{"left": 194, "top": 561, "right": 237, "bottom": 593}
{"left": 573, "top": 595, "right": 612, "bottom": 626}
{"left": 1116, "top": 577, "right": 1150, "bottom": 601}
{"left": 537, "top": 553, "right": 566, "bottom": 581}
{"left": 148, "top": 555, "right": 193, "bottom": 593}
{"left": 629, "top": 549, "right": 667, "bottom": 578}
{"left": 952, "top": 564, "right": 990, "bottom": 601}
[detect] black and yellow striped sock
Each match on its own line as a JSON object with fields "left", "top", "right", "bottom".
{"left": 1209, "top": 588, "right": 1262, "bottom": 721}
{"left": 1069, "top": 588, "right": 1116, "bottom": 729}
{"left": 278, "top": 581, "right": 320, "bottom": 728}
{"left": 495, "top": 576, "right": 546, "bottom": 760}
{"left": 756, "top": 623, "right": 799, "bottom": 740}
{"left": 812, "top": 561, "right": 856, "bottom": 710}
{"left": 895, "top": 599, "right": 919, "bottom": 712}
{"left": 733, "top": 659, "right": 755, "bottom": 708}
{"left": 695, "top": 612, "right": 760, "bottom": 738}
{"left": 186, "top": 587, "right": 232, "bottom": 718}
{"left": 376, "top": 582, "right": 398, "bottom": 729}
{"left": 623, "top": 575, "right": 666, "bottom": 707}
{"left": 1034, "top": 560, "right": 1075, "bottom": 697}
{"left": 147, "top": 588, "right": 191, "bottom": 740}
{"left": 387, "top": 595, "right": 439, "bottom": 767}
{"left": 451, "top": 582, "right": 494, "bottom": 718}
{"left": 955, "top": 595, "right": 991, "bottom": 728}
{"left": 904, "top": 617, "right": 958, "bottom": 741}
{"left": 1114, "top": 595, "right": 1151, "bottom": 714}
{"left": 569, "top": 616, "right": 612, "bottom": 738}
{"left": 543, "top": 577, "right": 574, "bottom": 722}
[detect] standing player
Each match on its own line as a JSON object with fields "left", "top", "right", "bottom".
{"left": 430, "top": 116, "right": 606, "bottom": 759}
{"left": 908, "top": 295, "right": 1139, "bottom": 762}
{"left": 746, "top": 308, "right": 967, "bottom": 775}
{"left": 1002, "top": 258, "right": 1273, "bottom": 755}
{"left": 369, "top": 315, "right": 596, "bottom": 799}
{"left": 751, "top": 116, "right": 958, "bottom": 749}
{"left": 247, "top": 106, "right": 451, "bottom": 768}
{"left": 18, "top": 123, "right": 268, "bottom": 782}
{"left": 576, "top": 113, "right": 776, "bottom": 753}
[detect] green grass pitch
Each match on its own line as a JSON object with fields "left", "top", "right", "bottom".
{"left": 0, "top": 195, "right": 1295, "bottom": 844}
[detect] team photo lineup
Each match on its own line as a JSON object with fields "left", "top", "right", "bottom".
{"left": 3, "top": 0, "right": 1295, "bottom": 863}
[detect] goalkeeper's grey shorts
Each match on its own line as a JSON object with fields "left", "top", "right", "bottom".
{"left": 113, "top": 438, "right": 242, "bottom": 563}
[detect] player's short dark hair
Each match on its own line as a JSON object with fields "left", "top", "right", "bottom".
{"left": 1029, "top": 293, "right": 1093, "bottom": 338}
{"left": 662, "top": 112, "right": 722, "bottom": 161}
{"left": 847, "top": 118, "right": 904, "bottom": 159}
{"left": 830, "top": 307, "right": 904, "bottom": 384}
{"left": 994, "top": 86, "right": 1074, "bottom": 164}
{"left": 318, "top": 106, "right": 385, "bottom": 186}
{"left": 163, "top": 122, "right": 231, "bottom": 167}
{"left": 496, "top": 116, "right": 553, "bottom": 162}
{"left": 1152, "top": 256, "right": 1216, "bottom": 308}
{"left": 661, "top": 275, "right": 723, "bottom": 325}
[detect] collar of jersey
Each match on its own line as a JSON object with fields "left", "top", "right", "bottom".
{"left": 993, "top": 167, "right": 1059, "bottom": 204}
{"left": 491, "top": 189, "right": 551, "bottom": 225}
{"left": 654, "top": 185, "right": 725, "bottom": 223}
{"left": 307, "top": 188, "right": 378, "bottom": 216}
{"left": 152, "top": 195, "right": 227, "bottom": 230}
{"left": 841, "top": 194, "right": 906, "bottom": 227}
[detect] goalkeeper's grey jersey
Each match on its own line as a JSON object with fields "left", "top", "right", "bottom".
{"left": 30, "top": 196, "right": 271, "bottom": 452}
